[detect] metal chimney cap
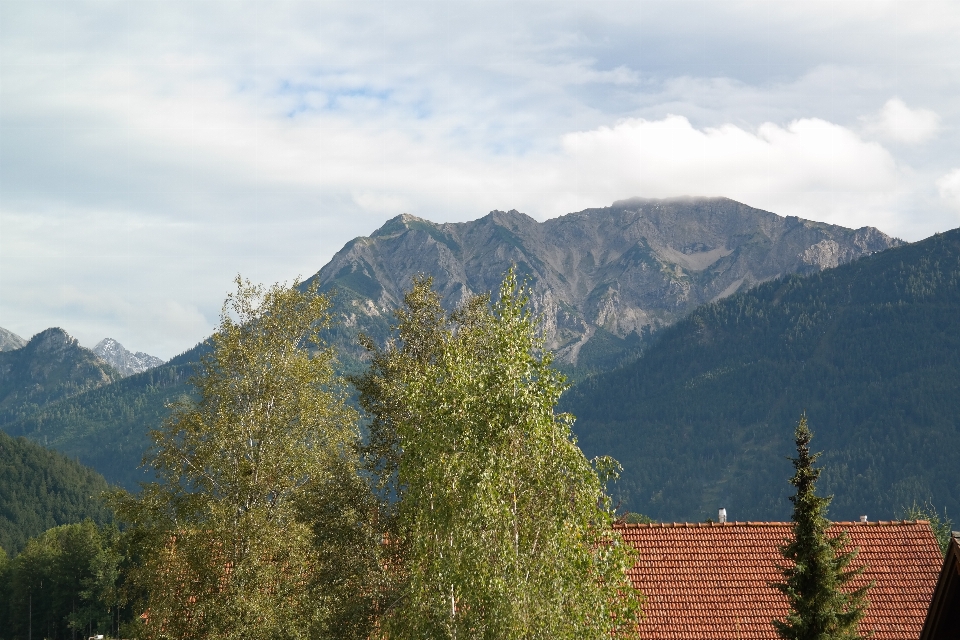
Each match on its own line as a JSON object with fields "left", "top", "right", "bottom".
{"left": 859, "top": 515, "right": 868, "bottom": 523}
{"left": 719, "top": 508, "right": 727, "bottom": 523}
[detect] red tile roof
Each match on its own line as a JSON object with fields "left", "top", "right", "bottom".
{"left": 614, "top": 521, "right": 942, "bottom": 640}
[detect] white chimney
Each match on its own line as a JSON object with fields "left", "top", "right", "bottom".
{"left": 719, "top": 508, "right": 727, "bottom": 523}
{"left": 859, "top": 515, "right": 868, "bottom": 524}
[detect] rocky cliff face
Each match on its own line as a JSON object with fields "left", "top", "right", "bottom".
{"left": 309, "top": 197, "right": 902, "bottom": 364}
{"left": 0, "top": 327, "right": 26, "bottom": 352}
{"left": 93, "top": 338, "right": 164, "bottom": 377}
{"left": 0, "top": 328, "right": 120, "bottom": 424}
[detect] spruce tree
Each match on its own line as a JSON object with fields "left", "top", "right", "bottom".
{"left": 773, "top": 414, "right": 872, "bottom": 640}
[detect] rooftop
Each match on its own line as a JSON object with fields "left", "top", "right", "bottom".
{"left": 614, "top": 520, "right": 943, "bottom": 640}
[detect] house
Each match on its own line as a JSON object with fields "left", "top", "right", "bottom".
{"left": 920, "top": 532, "right": 960, "bottom": 640}
{"left": 614, "top": 520, "right": 943, "bottom": 639}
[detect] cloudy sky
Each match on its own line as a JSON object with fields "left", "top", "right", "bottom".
{"left": 2, "top": 0, "right": 960, "bottom": 358}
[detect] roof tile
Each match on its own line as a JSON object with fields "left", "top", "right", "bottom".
{"left": 614, "top": 521, "right": 942, "bottom": 640}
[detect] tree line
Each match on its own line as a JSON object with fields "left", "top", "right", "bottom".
{"left": 2, "top": 268, "right": 931, "bottom": 639}
{"left": 0, "top": 271, "right": 642, "bottom": 639}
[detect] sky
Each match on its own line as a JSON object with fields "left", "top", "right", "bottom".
{"left": 2, "top": 0, "right": 960, "bottom": 359}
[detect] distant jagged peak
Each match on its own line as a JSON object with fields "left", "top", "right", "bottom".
{"left": 93, "top": 338, "right": 164, "bottom": 377}
{"left": 480, "top": 209, "right": 538, "bottom": 225}
{"left": 0, "top": 326, "right": 26, "bottom": 352}
{"left": 29, "top": 327, "right": 81, "bottom": 352}
{"left": 371, "top": 212, "right": 433, "bottom": 238}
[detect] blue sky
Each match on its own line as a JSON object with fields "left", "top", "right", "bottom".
{"left": 2, "top": 0, "right": 959, "bottom": 358}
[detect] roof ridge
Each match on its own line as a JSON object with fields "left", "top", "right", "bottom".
{"left": 614, "top": 520, "right": 932, "bottom": 529}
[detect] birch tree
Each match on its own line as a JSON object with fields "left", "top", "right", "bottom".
{"left": 117, "top": 278, "right": 381, "bottom": 640}
{"left": 354, "top": 270, "right": 642, "bottom": 640}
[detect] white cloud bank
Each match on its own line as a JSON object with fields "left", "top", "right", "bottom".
{"left": 936, "top": 169, "right": 960, "bottom": 208}
{"left": 550, "top": 116, "right": 902, "bottom": 230}
{"left": 862, "top": 98, "right": 940, "bottom": 144}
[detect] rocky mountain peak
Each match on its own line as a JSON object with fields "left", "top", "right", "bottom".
{"left": 93, "top": 338, "right": 164, "bottom": 377}
{"left": 309, "top": 197, "right": 903, "bottom": 366}
{"left": 0, "top": 328, "right": 120, "bottom": 420}
{"left": 0, "top": 327, "right": 26, "bottom": 352}
{"left": 30, "top": 328, "right": 80, "bottom": 354}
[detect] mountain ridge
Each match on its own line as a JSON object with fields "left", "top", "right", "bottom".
{"left": 0, "top": 327, "right": 26, "bottom": 352}
{"left": 311, "top": 197, "right": 901, "bottom": 367}
{"left": 0, "top": 328, "right": 121, "bottom": 426}
{"left": 0, "top": 198, "right": 905, "bottom": 491}
{"left": 563, "top": 227, "right": 960, "bottom": 522}
{"left": 93, "top": 338, "right": 165, "bottom": 377}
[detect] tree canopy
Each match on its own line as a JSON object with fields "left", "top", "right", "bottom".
{"left": 0, "top": 520, "right": 125, "bottom": 640}
{"left": 353, "top": 270, "right": 642, "bottom": 639}
{"left": 115, "top": 278, "right": 381, "bottom": 640}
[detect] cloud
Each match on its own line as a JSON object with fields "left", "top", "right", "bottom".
{"left": 936, "top": 169, "right": 960, "bottom": 209}
{"left": 4, "top": 0, "right": 960, "bottom": 357}
{"left": 861, "top": 98, "right": 940, "bottom": 144}
{"left": 545, "top": 115, "right": 902, "bottom": 229}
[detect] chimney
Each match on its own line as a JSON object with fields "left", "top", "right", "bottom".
{"left": 859, "top": 515, "right": 868, "bottom": 524}
{"left": 719, "top": 508, "right": 727, "bottom": 524}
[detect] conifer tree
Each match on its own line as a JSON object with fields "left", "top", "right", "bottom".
{"left": 773, "top": 414, "right": 872, "bottom": 640}
{"left": 353, "top": 270, "right": 642, "bottom": 640}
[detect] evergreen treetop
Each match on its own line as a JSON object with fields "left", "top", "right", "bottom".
{"left": 773, "top": 414, "right": 872, "bottom": 640}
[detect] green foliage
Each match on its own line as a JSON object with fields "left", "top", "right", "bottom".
{"left": 0, "top": 521, "right": 126, "bottom": 640}
{"left": 565, "top": 228, "right": 960, "bottom": 521}
{"left": 0, "top": 429, "right": 113, "bottom": 556}
{"left": 900, "top": 501, "right": 953, "bottom": 556}
{"left": 773, "top": 416, "right": 871, "bottom": 640}
{"left": 115, "top": 277, "right": 381, "bottom": 640}
{"left": 621, "top": 512, "right": 656, "bottom": 524}
{"left": 353, "top": 271, "right": 642, "bottom": 640}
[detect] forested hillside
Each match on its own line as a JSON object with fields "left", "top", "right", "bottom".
{"left": 564, "top": 229, "right": 960, "bottom": 523}
{"left": 0, "top": 328, "right": 119, "bottom": 426}
{"left": 0, "top": 430, "right": 113, "bottom": 555}
{"left": 2, "top": 345, "right": 204, "bottom": 489}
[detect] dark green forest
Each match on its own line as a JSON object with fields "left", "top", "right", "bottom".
{"left": 564, "top": 229, "right": 960, "bottom": 522}
{"left": 0, "top": 520, "right": 129, "bottom": 640}
{"left": 1, "top": 345, "right": 206, "bottom": 489}
{"left": 0, "top": 430, "right": 113, "bottom": 555}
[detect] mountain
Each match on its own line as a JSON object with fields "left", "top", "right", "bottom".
{"left": 0, "top": 327, "right": 26, "bottom": 352}
{"left": 93, "top": 338, "right": 165, "bottom": 377}
{"left": 0, "top": 429, "right": 113, "bottom": 555}
{"left": 562, "top": 228, "right": 960, "bottom": 523}
{"left": 1, "top": 344, "right": 204, "bottom": 489}
{"left": 310, "top": 197, "right": 900, "bottom": 371}
{"left": 0, "top": 198, "right": 902, "bottom": 490}
{"left": 0, "top": 328, "right": 120, "bottom": 427}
